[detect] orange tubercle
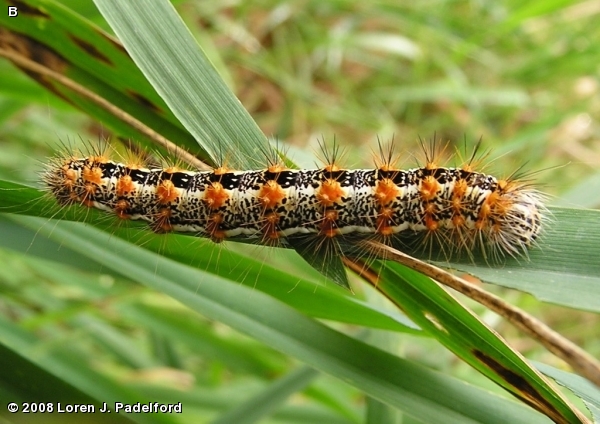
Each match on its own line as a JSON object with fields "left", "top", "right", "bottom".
{"left": 156, "top": 180, "right": 179, "bottom": 204}
{"left": 479, "top": 202, "right": 492, "bottom": 220}
{"left": 486, "top": 190, "right": 501, "bottom": 205}
{"left": 213, "top": 166, "right": 230, "bottom": 176}
{"left": 453, "top": 179, "right": 468, "bottom": 198}
{"left": 320, "top": 209, "right": 339, "bottom": 237}
{"left": 259, "top": 180, "right": 286, "bottom": 209}
{"left": 424, "top": 202, "right": 437, "bottom": 215}
{"left": 497, "top": 179, "right": 509, "bottom": 191}
{"left": 451, "top": 180, "right": 467, "bottom": 213}
{"left": 64, "top": 167, "right": 77, "bottom": 182}
{"left": 116, "top": 175, "right": 135, "bottom": 196}
{"left": 125, "top": 160, "right": 143, "bottom": 170}
{"left": 478, "top": 190, "right": 503, "bottom": 220}
{"left": 82, "top": 166, "right": 103, "bottom": 185}
{"left": 452, "top": 214, "right": 465, "bottom": 228}
{"left": 114, "top": 199, "right": 130, "bottom": 219}
{"left": 89, "top": 155, "right": 109, "bottom": 164}
{"left": 267, "top": 164, "right": 287, "bottom": 173}
{"left": 61, "top": 176, "right": 75, "bottom": 192}
{"left": 451, "top": 196, "right": 464, "bottom": 213}
{"left": 377, "top": 226, "right": 394, "bottom": 236}
{"left": 375, "top": 178, "right": 399, "bottom": 205}
{"left": 376, "top": 208, "right": 394, "bottom": 236}
{"left": 324, "top": 209, "right": 338, "bottom": 221}
{"left": 208, "top": 212, "right": 223, "bottom": 225}
{"left": 204, "top": 182, "right": 229, "bottom": 209}
{"left": 379, "top": 207, "right": 394, "bottom": 219}
{"left": 424, "top": 214, "right": 439, "bottom": 231}
{"left": 207, "top": 213, "right": 225, "bottom": 242}
{"left": 317, "top": 179, "right": 345, "bottom": 206}
{"left": 83, "top": 183, "right": 96, "bottom": 200}
{"left": 154, "top": 208, "right": 173, "bottom": 232}
{"left": 424, "top": 161, "right": 438, "bottom": 171}
{"left": 262, "top": 212, "right": 280, "bottom": 240}
{"left": 378, "top": 163, "right": 398, "bottom": 172}
{"left": 420, "top": 175, "right": 440, "bottom": 201}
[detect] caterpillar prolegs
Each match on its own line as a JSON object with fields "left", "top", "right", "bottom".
{"left": 42, "top": 142, "right": 545, "bottom": 284}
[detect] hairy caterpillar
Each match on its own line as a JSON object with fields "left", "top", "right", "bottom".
{"left": 41, "top": 142, "right": 545, "bottom": 272}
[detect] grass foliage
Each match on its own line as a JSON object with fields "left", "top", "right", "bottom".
{"left": 1, "top": 0, "right": 600, "bottom": 423}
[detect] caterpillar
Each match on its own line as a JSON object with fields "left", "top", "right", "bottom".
{"left": 41, "top": 142, "right": 545, "bottom": 270}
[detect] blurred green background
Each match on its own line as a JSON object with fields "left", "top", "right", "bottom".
{"left": 1, "top": 1, "right": 599, "bottom": 422}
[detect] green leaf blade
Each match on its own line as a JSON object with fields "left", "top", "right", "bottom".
{"left": 8, "top": 213, "right": 551, "bottom": 424}
{"left": 93, "top": 0, "right": 269, "bottom": 170}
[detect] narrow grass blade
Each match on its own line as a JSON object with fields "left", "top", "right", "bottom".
{"left": 535, "top": 362, "right": 600, "bottom": 422}
{"left": 373, "top": 261, "right": 584, "bottom": 423}
{"left": 211, "top": 366, "right": 319, "bottom": 424}
{"left": 93, "top": 0, "right": 269, "bottom": 170}
{"left": 6, "top": 213, "right": 550, "bottom": 424}
{"left": 0, "top": 319, "right": 179, "bottom": 424}
{"left": 0, "top": 340, "right": 137, "bottom": 424}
